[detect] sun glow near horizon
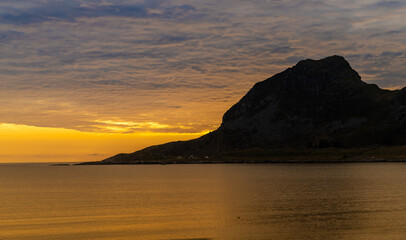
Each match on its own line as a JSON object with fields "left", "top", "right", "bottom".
{"left": 0, "top": 123, "right": 211, "bottom": 163}
{"left": 2, "top": 0, "right": 406, "bottom": 163}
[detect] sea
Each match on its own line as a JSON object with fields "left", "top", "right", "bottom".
{"left": 1, "top": 163, "right": 406, "bottom": 240}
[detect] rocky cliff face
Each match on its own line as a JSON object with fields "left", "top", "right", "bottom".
{"left": 219, "top": 55, "right": 404, "bottom": 148}
{"left": 92, "top": 56, "right": 406, "bottom": 164}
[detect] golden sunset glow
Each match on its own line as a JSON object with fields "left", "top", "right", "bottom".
{"left": 0, "top": 123, "right": 208, "bottom": 163}
{"left": 1, "top": 0, "right": 406, "bottom": 162}
{"left": 95, "top": 120, "right": 171, "bottom": 129}
{"left": 2, "top": 1, "right": 406, "bottom": 239}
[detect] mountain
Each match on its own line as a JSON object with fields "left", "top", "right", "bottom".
{"left": 80, "top": 55, "right": 406, "bottom": 164}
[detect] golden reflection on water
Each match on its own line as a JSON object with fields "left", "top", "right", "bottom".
{"left": 1, "top": 164, "right": 406, "bottom": 239}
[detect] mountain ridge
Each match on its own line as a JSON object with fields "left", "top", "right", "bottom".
{"left": 79, "top": 55, "right": 406, "bottom": 165}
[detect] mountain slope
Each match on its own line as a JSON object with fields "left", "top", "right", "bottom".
{"left": 81, "top": 55, "right": 406, "bottom": 164}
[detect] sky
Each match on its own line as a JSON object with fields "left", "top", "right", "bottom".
{"left": 1, "top": 0, "right": 406, "bottom": 162}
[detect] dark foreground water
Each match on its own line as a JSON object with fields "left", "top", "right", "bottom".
{"left": 1, "top": 163, "right": 406, "bottom": 240}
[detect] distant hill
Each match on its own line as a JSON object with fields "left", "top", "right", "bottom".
{"left": 80, "top": 56, "right": 406, "bottom": 164}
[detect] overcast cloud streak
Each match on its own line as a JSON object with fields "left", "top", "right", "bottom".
{"left": 1, "top": 0, "right": 406, "bottom": 133}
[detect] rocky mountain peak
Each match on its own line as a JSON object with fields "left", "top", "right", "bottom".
{"left": 222, "top": 56, "right": 364, "bottom": 124}
{"left": 294, "top": 55, "right": 350, "bottom": 72}
{"left": 81, "top": 55, "right": 406, "bottom": 165}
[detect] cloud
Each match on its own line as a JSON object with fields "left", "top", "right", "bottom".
{"left": 369, "top": 30, "right": 403, "bottom": 38}
{"left": 369, "top": 1, "right": 406, "bottom": 8}
{"left": 88, "top": 79, "right": 226, "bottom": 90}
{"left": 90, "top": 119, "right": 214, "bottom": 134}
{"left": 0, "top": 30, "right": 24, "bottom": 41}
{"left": 1, "top": 0, "right": 406, "bottom": 134}
{"left": 0, "top": 1, "right": 196, "bottom": 25}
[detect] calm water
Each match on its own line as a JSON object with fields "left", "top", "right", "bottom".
{"left": 1, "top": 163, "right": 406, "bottom": 240}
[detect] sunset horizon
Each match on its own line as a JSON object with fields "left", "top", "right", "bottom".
{"left": 3, "top": 1, "right": 406, "bottom": 240}
{"left": 1, "top": 55, "right": 404, "bottom": 163}
{"left": 2, "top": 0, "right": 406, "bottom": 163}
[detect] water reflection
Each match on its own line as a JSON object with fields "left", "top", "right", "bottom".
{"left": 1, "top": 164, "right": 406, "bottom": 240}
{"left": 216, "top": 164, "right": 406, "bottom": 239}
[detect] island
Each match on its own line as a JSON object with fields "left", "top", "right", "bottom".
{"left": 78, "top": 55, "right": 406, "bottom": 165}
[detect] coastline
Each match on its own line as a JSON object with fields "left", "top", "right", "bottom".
{"left": 76, "top": 159, "right": 406, "bottom": 165}
{"left": 76, "top": 145, "right": 406, "bottom": 165}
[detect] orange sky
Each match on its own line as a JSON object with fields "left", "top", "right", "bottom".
{"left": 0, "top": 123, "right": 209, "bottom": 163}
{"left": 1, "top": 0, "right": 406, "bottom": 162}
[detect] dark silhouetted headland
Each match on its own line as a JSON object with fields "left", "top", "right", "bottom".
{"left": 79, "top": 56, "right": 406, "bottom": 165}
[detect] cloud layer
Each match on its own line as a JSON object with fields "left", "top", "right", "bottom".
{"left": 1, "top": 0, "right": 406, "bottom": 133}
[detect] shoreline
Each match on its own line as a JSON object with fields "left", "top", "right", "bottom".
{"left": 75, "top": 158, "right": 406, "bottom": 166}
{"left": 76, "top": 145, "right": 406, "bottom": 165}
